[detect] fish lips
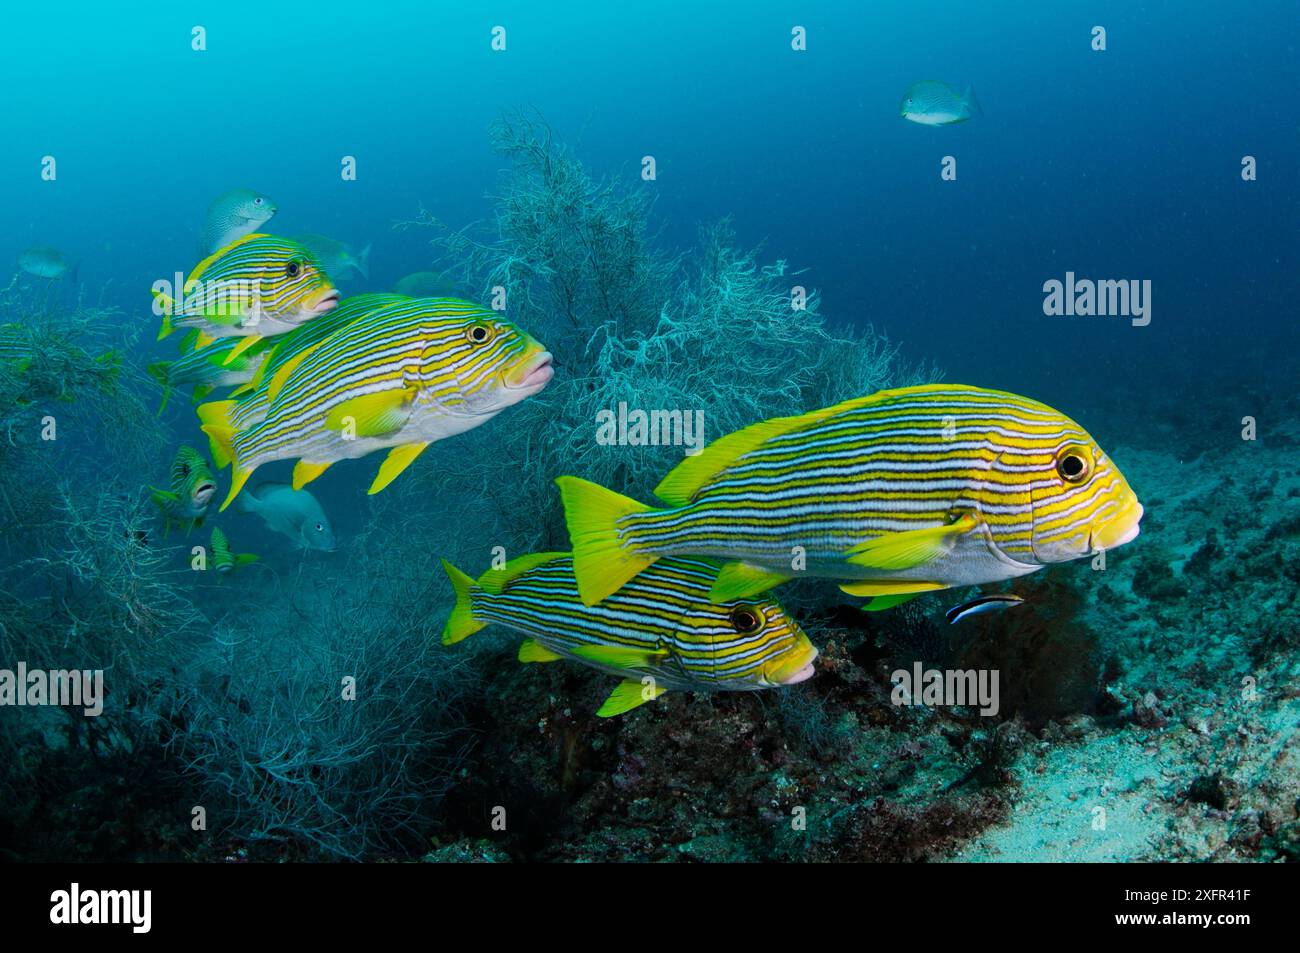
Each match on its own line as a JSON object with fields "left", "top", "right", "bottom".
{"left": 505, "top": 351, "right": 555, "bottom": 393}
{"left": 1090, "top": 500, "right": 1144, "bottom": 551}
{"left": 768, "top": 642, "right": 819, "bottom": 686}
{"left": 192, "top": 482, "right": 217, "bottom": 508}
{"left": 310, "top": 289, "right": 341, "bottom": 313}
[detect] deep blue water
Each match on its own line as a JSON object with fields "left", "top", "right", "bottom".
{"left": 4, "top": 0, "right": 1300, "bottom": 869}
{"left": 6, "top": 1, "right": 1296, "bottom": 406}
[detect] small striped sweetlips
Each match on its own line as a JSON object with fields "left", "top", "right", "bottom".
{"left": 200, "top": 297, "right": 553, "bottom": 509}
{"left": 153, "top": 234, "right": 340, "bottom": 357}
{"left": 440, "top": 553, "right": 818, "bottom": 716}
{"left": 557, "top": 384, "right": 1143, "bottom": 607}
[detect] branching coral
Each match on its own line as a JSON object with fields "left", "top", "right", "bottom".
{"left": 397, "top": 111, "right": 929, "bottom": 559}
{"left": 174, "top": 537, "right": 475, "bottom": 860}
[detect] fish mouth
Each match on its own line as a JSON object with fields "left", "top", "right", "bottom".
{"left": 309, "top": 288, "right": 341, "bottom": 313}
{"left": 1090, "top": 498, "right": 1144, "bottom": 551}
{"left": 192, "top": 483, "right": 216, "bottom": 506}
{"left": 767, "top": 642, "right": 819, "bottom": 686}
{"left": 505, "top": 351, "right": 555, "bottom": 391}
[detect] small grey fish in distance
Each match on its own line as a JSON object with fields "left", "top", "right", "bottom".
{"left": 392, "top": 270, "right": 458, "bottom": 297}
{"left": 18, "top": 246, "right": 76, "bottom": 280}
{"left": 201, "top": 188, "right": 276, "bottom": 255}
{"left": 900, "top": 81, "right": 981, "bottom": 125}
{"left": 293, "top": 233, "right": 371, "bottom": 281}
{"left": 236, "top": 482, "right": 336, "bottom": 551}
{"left": 946, "top": 593, "right": 1025, "bottom": 625}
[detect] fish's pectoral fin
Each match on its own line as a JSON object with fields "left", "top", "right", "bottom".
{"left": 845, "top": 513, "right": 978, "bottom": 571}
{"left": 517, "top": 639, "right": 564, "bottom": 664}
{"left": 839, "top": 579, "right": 946, "bottom": 598}
{"left": 597, "top": 678, "right": 668, "bottom": 717}
{"left": 193, "top": 330, "right": 216, "bottom": 350}
{"left": 368, "top": 442, "right": 429, "bottom": 495}
{"left": 148, "top": 486, "right": 179, "bottom": 507}
{"left": 324, "top": 388, "right": 412, "bottom": 438}
{"left": 709, "top": 562, "right": 792, "bottom": 603}
{"left": 569, "top": 644, "right": 669, "bottom": 670}
{"left": 292, "top": 459, "right": 332, "bottom": 491}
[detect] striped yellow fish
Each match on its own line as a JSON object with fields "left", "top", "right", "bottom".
{"left": 150, "top": 445, "right": 218, "bottom": 534}
{"left": 152, "top": 234, "right": 340, "bottom": 362}
{"left": 147, "top": 331, "right": 269, "bottom": 413}
{"left": 210, "top": 526, "right": 258, "bottom": 574}
{"left": 227, "top": 292, "right": 409, "bottom": 424}
{"left": 441, "top": 553, "right": 817, "bottom": 716}
{"left": 199, "top": 297, "right": 553, "bottom": 510}
{"left": 557, "top": 384, "right": 1143, "bottom": 607}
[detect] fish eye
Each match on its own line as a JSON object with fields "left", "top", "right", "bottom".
{"left": 466, "top": 323, "right": 494, "bottom": 345}
{"left": 729, "top": 605, "right": 765, "bottom": 634}
{"left": 286, "top": 260, "right": 301, "bottom": 278}
{"left": 315, "top": 523, "right": 323, "bottom": 531}
{"left": 254, "top": 197, "right": 263, "bottom": 205}
{"left": 1056, "top": 446, "right": 1092, "bottom": 484}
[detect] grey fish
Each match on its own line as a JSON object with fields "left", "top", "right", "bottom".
{"left": 292, "top": 233, "right": 371, "bottom": 281}
{"left": 392, "top": 270, "right": 458, "bottom": 297}
{"left": 945, "top": 593, "right": 1025, "bottom": 625}
{"left": 18, "top": 246, "right": 75, "bottom": 280}
{"left": 201, "top": 188, "right": 276, "bottom": 256}
{"left": 900, "top": 81, "right": 981, "bottom": 125}
{"left": 236, "top": 482, "right": 336, "bottom": 551}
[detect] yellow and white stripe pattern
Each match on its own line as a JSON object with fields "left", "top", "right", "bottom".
{"left": 559, "top": 384, "right": 1143, "bottom": 605}
{"left": 441, "top": 553, "right": 818, "bottom": 714}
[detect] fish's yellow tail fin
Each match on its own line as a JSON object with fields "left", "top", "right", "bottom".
{"left": 196, "top": 400, "right": 254, "bottom": 510}
{"left": 555, "top": 476, "right": 656, "bottom": 607}
{"left": 440, "top": 559, "right": 487, "bottom": 645}
{"left": 196, "top": 401, "right": 238, "bottom": 469}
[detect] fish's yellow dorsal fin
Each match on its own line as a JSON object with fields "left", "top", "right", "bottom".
{"left": 187, "top": 233, "right": 267, "bottom": 284}
{"left": 596, "top": 678, "right": 667, "bottom": 717}
{"left": 652, "top": 391, "right": 893, "bottom": 506}
{"left": 476, "top": 551, "right": 568, "bottom": 594}
{"left": 517, "top": 638, "right": 564, "bottom": 664}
